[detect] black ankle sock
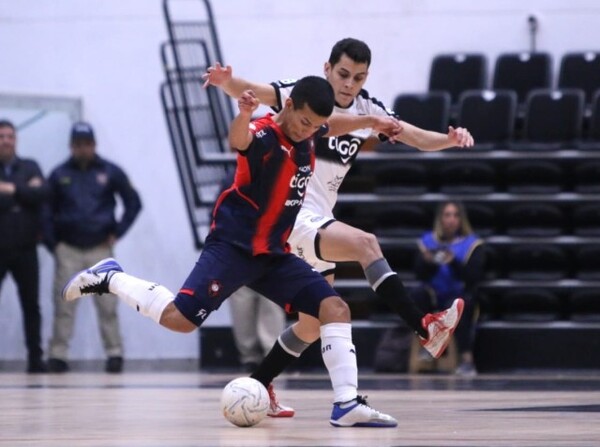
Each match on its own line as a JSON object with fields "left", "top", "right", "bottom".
{"left": 376, "top": 274, "right": 428, "bottom": 338}
{"left": 250, "top": 340, "right": 297, "bottom": 388}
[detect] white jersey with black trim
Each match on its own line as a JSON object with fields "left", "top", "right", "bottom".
{"left": 271, "top": 79, "right": 395, "bottom": 216}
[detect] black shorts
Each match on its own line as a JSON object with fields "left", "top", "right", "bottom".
{"left": 173, "top": 238, "right": 339, "bottom": 326}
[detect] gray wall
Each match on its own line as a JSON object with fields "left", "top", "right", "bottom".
{"left": 0, "top": 0, "right": 598, "bottom": 360}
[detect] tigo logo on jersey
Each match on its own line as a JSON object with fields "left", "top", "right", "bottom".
{"left": 327, "top": 136, "right": 362, "bottom": 164}
{"left": 286, "top": 164, "right": 312, "bottom": 207}
{"left": 289, "top": 173, "right": 310, "bottom": 195}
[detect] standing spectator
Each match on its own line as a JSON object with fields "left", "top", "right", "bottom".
{"left": 229, "top": 286, "right": 286, "bottom": 372}
{"left": 0, "top": 119, "right": 49, "bottom": 373}
{"left": 44, "top": 122, "right": 141, "bottom": 373}
{"left": 218, "top": 168, "right": 287, "bottom": 376}
{"left": 411, "top": 201, "right": 485, "bottom": 376}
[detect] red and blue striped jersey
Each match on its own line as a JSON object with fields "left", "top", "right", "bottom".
{"left": 210, "top": 114, "right": 328, "bottom": 255}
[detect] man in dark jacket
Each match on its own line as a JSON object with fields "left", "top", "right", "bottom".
{"left": 44, "top": 121, "right": 141, "bottom": 373}
{"left": 0, "top": 119, "right": 49, "bottom": 373}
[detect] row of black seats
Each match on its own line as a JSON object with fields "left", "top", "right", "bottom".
{"left": 389, "top": 88, "right": 600, "bottom": 148}
{"left": 369, "top": 243, "right": 600, "bottom": 281}
{"left": 428, "top": 51, "right": 600, "bottom": 107}
{"left": 479, "top": 244, "right": 600, "bottom": 281}
{"left": 349, "top": 159, "right": 600, "bottom": 195}
{"left": 334, "top": 283, "right": 600, "bottom": 323}
{"left": 335, "top": 202, "right": 600, "bottom": 238}
{"left": 478, "top": 288, "right": 600, "bottom": 323}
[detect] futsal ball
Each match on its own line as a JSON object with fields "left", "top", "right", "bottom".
{"left": 221, "top": 377, "right": 269, "bottom": 427}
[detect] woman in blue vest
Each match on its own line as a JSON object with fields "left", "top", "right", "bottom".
{"left": 411, "top": 201, "right": 485, "bottom": 376}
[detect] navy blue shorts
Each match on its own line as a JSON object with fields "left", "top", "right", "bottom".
{"left": 173, "top": 238, "right": 339, "bottom": 326}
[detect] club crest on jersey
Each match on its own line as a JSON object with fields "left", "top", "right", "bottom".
{"left": 96, "top": 172, "right": 109, "bottom": 185}
{"left": 327, "top": 135, "right": 363, "bottom": 164}
{"left": 208, "top": 280, "right": 221, "bottom": 298}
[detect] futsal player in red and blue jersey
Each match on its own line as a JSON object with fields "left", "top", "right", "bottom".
{"left": 62, "top": 76, "right": 402, "bottom": 427}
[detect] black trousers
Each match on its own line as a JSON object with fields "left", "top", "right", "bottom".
{"left": 0, "top": 247, "right": 42, "bottom": 360}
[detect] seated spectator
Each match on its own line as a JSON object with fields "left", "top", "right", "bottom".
{"left": 410, "top": 201, "right": 485, "bottom": 376}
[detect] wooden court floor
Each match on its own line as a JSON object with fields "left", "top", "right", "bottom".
{"left": 0, "top": 371, "right": 599, "bottom": 447}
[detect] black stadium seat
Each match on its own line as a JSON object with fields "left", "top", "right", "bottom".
{"left": 506, "top": 244, "right": 568, "bottom": 280}
{"left": 373, "top": 161, "right": 429, "bottom": 195}
{"left": 574, "top": 245, "right": 600, "bottom": 280}
{"left": 558, "top": 52, "right": 600, "bottom": 105}
{"left": 569, "top": 289, "right": 600, "bottom": 322}
{"left": 429, "top": 53, "right": 487, "bottom": 104}
{"left": 373, "top": 204, "right": 431, "bottom": 238}
{"left": 573, "top": 161, "right": 600, "bottom": 193}
{"left": 586, "top": 89, "right": 600, "bottom": 144}
{"left": 505, "top": 160, "right": 564, "bottom": 194}
{"left": 505, "top": 203, "right": 566, "bottom": 237}
{"left": 465, "top": 203, "right": 498, "bottom": 237}
{"left": 392, "top": 92, "right": 450, "bottom": 134}
{"left": 493, "top": 52, "right": 552, "bottom": 106}
{"left": 437, "top": 160, "right": 496, "bottom": 194}
{"left": 456, "top": 90, "right": 517, "bottom": 149}
{"left": 572, "top": 204, "right": 600, "bottom": 236}
{"left": 501, "top": 289, "right": 562, "bottom": 322}
{"left": 517, "top": 88, "right": 585, "bottom": 149}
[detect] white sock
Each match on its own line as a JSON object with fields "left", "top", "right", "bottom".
{"left": 320, "top": 322, "right": 358, "bottom": 403}
{"left": 109, "top": 272, "right": 174, "bottom": 324}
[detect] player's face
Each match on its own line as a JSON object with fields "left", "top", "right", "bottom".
{"left": 440, "top": 204, "right": 461, "bottom": 237}
{"left": 283, "top": 100, "right": 328, "bottom": 142}
{"left": 0, "top": 125, "right": 16, "bottom": 163}
{"left": 324, "top": 54, "right": 369, "bottom": 108}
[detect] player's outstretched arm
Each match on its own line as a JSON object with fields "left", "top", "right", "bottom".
{"left": 392, "top": 121, "right": 475, "bottom": 151}
{"left": 229, "top": 90, "right": 259, "bottom": 151}
{"left": 325, "top": 114, "right": 402, "bottom": 139}
{"left": 202, "top": 62, "right": 278, "bottom": 107}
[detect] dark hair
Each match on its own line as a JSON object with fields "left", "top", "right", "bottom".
{"left": 290, "top": 76, "right": 335, "bottom": 117}
{"left": 328, "top": 38, "right": 371, "bottom": 67}
{"left": 0, "top": 119, "right": 15, "bottom": 131}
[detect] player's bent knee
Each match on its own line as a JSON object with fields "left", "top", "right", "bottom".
{"left": 159, "top": 303, "right": 197, "bottom": 333}
{"left": 361, "top": 231, "right": 381, "bottom": 252}
{"left": 318, "top": 296, "right": 350, "bottom": 323}
{"left": 350, "top": 231, "right": 382, "bottom": 261}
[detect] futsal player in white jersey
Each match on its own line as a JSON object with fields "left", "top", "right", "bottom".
{"left": 203, "top": 38, "right": 474, "bottom": 417}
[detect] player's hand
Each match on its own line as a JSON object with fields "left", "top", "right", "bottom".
{"left": 448, "top": 126, "right": 474, "bottom": 148}
{"left": 202, "top": 62, "right": 232, "bottom": 88}
{"left": 372, "top": 116, "right": 403, "bottom": 139}
{"left": 422, "top": 249, "right": 436, "bottom": 263}
{"left": 238, "top": 90, "right": 259, "bottom": 114}
{"left": 0, "top": 181, "right": 16, "bottom": 195}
